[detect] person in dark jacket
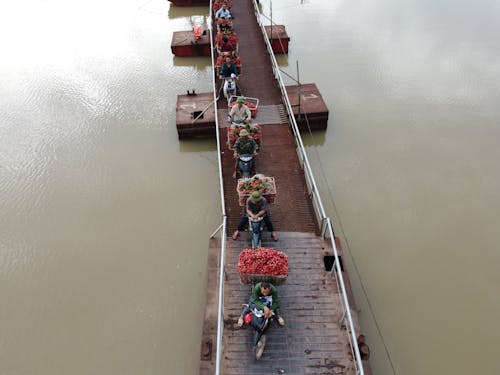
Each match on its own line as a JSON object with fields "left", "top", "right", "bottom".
{"left": 237, "top": 281, "right": 285, "bottom": 327}
{"left": 231, "top": 128, "right": 257, "bottom": 178}
{"left": 233, "top": 129, "right": 257, "bottom": 154}
{"left": 232, "top": 191, "right": 278, "bottom": 241}
{"left": 219, "top": 56, "right": 238, "bottom": 79}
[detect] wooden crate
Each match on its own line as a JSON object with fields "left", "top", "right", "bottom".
{"left": 239, "top": 273, "right": 287, "bottom": 285}
{"left": 237, "top": 176, "right": 276, "bottom": 206}
{"left": 227, "top": 124, "right": 262, "bottom": 150}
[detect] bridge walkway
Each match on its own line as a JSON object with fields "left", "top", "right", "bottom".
{"left": 199, "top": 0, "right": 363, "bottom": 373}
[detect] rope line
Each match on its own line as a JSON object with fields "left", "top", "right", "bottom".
{"left": 297, "top": 105, "right": 398, "bottom": 375}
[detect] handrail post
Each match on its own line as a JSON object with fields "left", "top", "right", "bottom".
{"left": 320, "top": 217, "right": 328, "bottom": 238}
{"left": 208, "top": 2, "right": 229, "bottom": 374}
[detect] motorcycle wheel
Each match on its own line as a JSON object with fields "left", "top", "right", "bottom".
{"left": 254, "top": 334, "right": 266, "bottom": 360}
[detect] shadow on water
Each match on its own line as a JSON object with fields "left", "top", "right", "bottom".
{"left": 173, "top": 56, "right": 212, "bottom": 71}
{"left": 168, "top": 6, "right": 209, "bottom": 19}
{"left": 138, "top": 2, "right": 208, "bottom": 22}
{"left": 300, "top": 129, "right": 326, "bottom": 147}
{"left": 178, "top": 138, "right": 217, "bottom": 153}
{"left": 274, "top": 55, "right": 290, "bottom": 68}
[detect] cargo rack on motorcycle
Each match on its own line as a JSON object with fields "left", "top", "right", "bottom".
{"left": 237, "top": 248, "right": 288, "bottom": 286}
{"left": 228, "top": 95, "right": 259, "bottom": 118}
{"left": 236, "top": 175, "right": 276, "bottom": 206}
{"left": 238, "top": 273, "right": 287, "bottom": 286}
{"left": 227, "top": 123, "right": 263, "bottom": 151}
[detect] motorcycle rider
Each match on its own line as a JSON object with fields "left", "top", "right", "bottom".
{"left": 227, "top": 96, "right": 251, "bottom": 124}
{"left": 232, "top": 129, "right": 258, "bottom": 178}
{"left": 219, "top": 56, "right": 238, "bottom": 80}
{"left": 219, "top": 36, "right": 235, "bottom": 52}
{"left": 237, "top": 281, "right": 285, "bottom": 327}
{"left": 232, "top": 191, "right": 278, "bottom": 241}
{"left": 215, "top": 3, "right": 232, "bottom": 20}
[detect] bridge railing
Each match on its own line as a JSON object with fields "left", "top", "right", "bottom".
{"left": 252, "top": 1, "right": 365, "bottom": 374}
{"left": 208, "top": 0, "right": 366, "bottom": 373}
{"left": 207, "top": 3, "right": 230, "bottom": 375}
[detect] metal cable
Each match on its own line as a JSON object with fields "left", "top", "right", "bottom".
{"left": 298, "top": 109, "right": 398, "bottom": 375}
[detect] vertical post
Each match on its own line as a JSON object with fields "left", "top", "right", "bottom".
{"left": 320, "top": 217, "right": 328, "bottom": 238}
{"left": 339, "top": 310, "right": 346, "bottom": 329}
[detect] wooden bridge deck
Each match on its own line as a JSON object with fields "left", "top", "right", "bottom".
{"left": 218, "top": 0, "right": 283, "bottom": 106}
{"left": 201, "top": 233, "right": 359, "bottom": 374}
{"left": 225, "top": 233, "right": 356, "bottom": 374}
{"left": 216, "top": 0, "right": 318, "bottom": 234}
{"left": 220, "top": 121, "right": 319, "bottom": 235}
{"left": 199, "top": 1, "right": 369, "bottom": 374}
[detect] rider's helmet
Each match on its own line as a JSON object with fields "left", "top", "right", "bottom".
{"left": 239, "top": 129, "right": 249, "bottom": 137}
{"left": 250, "top": 191, "right": 261, "bottom": 202}
{"left": 237, "top": 96, "right": 245, "bottom": 103}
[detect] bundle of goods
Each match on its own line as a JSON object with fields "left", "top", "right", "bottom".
{"left": 213, "top": 0, "right": 232, "bottom": 12}
{"left": 215, "top": 30, "right": 238, "bottom": 46}
{"left": 238, "top": 247, "right": 288, "bottom": 285}
{"left": 237, "top": 174, "right": 276, "bottom": 206}
{"left": 227, "top": 123, "right": 262, "bottom": 150}
{"left": 216, "top": 18, "right": 233, "bottom": 33}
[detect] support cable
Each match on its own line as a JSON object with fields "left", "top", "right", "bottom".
{"left": 297, "top": 108, "right": 399, "bottom": 375}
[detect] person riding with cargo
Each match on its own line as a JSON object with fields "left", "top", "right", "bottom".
{"left": 228, "top": 96, "right": 251, "bottom": 124}
{"left": 232, "top": 191, "right": 278, "bottom": 241}
{"left": 237, "top": 281, "right": 285, "bottom": 327}
{"left": 217, "top": 18, "right": 233, "bottom": 33}
{"left": 215, "top": 3, "right": 232, "bottom": 20}
{"left": 230, "top": 50, "right": 242, "bottom": 73}
{"left": 220, "top": 56, "right": 238, "bottom": 80}
{"left": 219, "top": 36, "right": 235, "bottom": 52}
{"left": 231, "top": 128, "right": 258, "bottom": 178}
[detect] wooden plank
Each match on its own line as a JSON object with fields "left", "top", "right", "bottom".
{"left": 219, "top": 122, "right": 319, "bottom": 234}
{"left": 199, "top": 238, "right": 221, "bottom": 374}
{"left": 218, "top": 232, "right": 358, "bottom": 374}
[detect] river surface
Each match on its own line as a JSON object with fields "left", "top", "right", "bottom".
{"left": 1, "top": 1, "right": 499, "bottom": 374}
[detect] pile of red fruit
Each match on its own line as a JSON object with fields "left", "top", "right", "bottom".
{"left": 238, "top": 247, "right": 288, "bottom": 276}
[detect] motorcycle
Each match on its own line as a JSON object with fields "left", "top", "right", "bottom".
{"left": 242, "top": 302, "right": 273, "bottom": 360}
{"left": 237, "top": 153, "right": 255, "bottom": 179}
{"left": 222, "top": 73, "right": 237, "bottom": 103}
{"left": 248, "top": 215, "right": 264, "bottom": 249}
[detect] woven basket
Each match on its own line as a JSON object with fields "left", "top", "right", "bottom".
{"left": 227, "top": 124, "right": 262, "bottom": 151}
{"left": 237, "top": 176, "right": 276, "bottom": 206}
{"left": 239, "top": 273, "right": 287, "bottom": 286}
